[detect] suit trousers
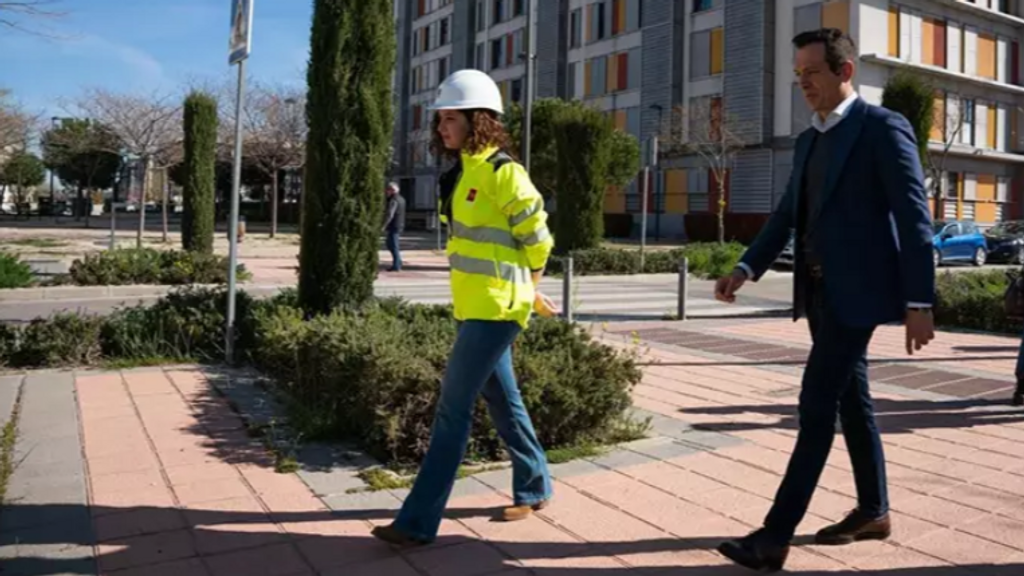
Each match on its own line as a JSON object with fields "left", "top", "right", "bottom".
{"left": 763, "top": 274, "right": 889, "bottom": 544}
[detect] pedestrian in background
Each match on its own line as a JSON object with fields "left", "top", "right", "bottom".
{"left": 383, "top": 181, "right": 405, "bottom": 272}
{"left": 371, "top": 69, "right": 559, "bottom": 548}
{"left": 714, "top": 29, "right": 935, "bottom": 572}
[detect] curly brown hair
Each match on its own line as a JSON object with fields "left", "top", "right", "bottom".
{"left": 430, "top": 109, "right": 514, "bottom": 160}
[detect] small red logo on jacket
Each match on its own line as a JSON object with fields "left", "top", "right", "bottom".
{"left": 466, "top": 188, "right": 478, "bottom": 202}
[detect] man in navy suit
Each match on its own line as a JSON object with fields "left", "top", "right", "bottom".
{"left": 714, "top": 29, "right": 936, "bottom": 572}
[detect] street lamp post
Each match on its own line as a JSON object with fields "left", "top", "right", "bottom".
{"left": 649, "top": 104, "right": 664, "bottom": 240}
{"left": 47, "top": 116, "right": 60, "bottom": 219}
{"left": 522, "top": 0, "right": 537, "bottom": 171}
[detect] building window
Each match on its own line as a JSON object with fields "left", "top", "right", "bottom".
{"left": 570, "top": 9, "right": 582, "bottom": 48}
{"left": 610, "top": 0, "right": 642, "bottom": 35}
{"left": 476, "top": 42, "right": 486, "bottom": 69}
{"left": 493, "top": 0, "right": 504, "bottom": 25}
{"left": 513, "top": 0, "right": 524, "bottom": 17}
{"left": 491, "top": 37, "right": 503, "bottom": 69}
{"left": 438, "top": 56, "right": 449, "bottom": 81}
{"left": 962, "top": 98, "right": 975, "bottom": 146}
{"left": 477, "top": 0, "right": 486, "bottom": 31}
{"left": 690, "top": 30, "right": 711, "bottom": 78}
{"left": 511, "top": 78, "right": 523, "bottom": 103}
{"left": 692, "top": 0, "right": 717, "bottom": 13}
{"left": 440, "top": 17, "right": 449, "bottom": 46}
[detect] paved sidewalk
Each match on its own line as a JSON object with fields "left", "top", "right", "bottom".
{"left": 1, "top": 319, "right": 1023, "bottom": 574}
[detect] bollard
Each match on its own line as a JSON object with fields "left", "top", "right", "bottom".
{"left": 562, "top": 255, "right": 573, "bottom": 323}
{"left": 677, "top": 257, "right": 688, "bottom": 321}
{"left": 109, "top": 202, "right": 117, "bottom": 250}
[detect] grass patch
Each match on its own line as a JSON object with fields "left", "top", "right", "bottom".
{"left": 0, "top": 392, "right": 21, "bottom": 507}
{"left": 545, "top": 443, "right": 605, "bottom": 464}
{"left": 350, "top": 463, "right": 508, "bottom": 494}
{"left": 274, "top": 454, "right": 300, "bottom": 474}
{"left": 99, "top": 356, "right": 192, "bottom": 370}
{"left": 1, "top": 238, "right": 69, "bottom": 249}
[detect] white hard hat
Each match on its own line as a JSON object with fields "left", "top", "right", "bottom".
{"left": 430, "top": 69, "right": 504, "bottom": 115}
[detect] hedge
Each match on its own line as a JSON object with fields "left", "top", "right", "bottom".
{"left": 57, "top": 248, "right": 250, "bottom": 286}
{"left": 546, "top": 243, "right": 745, "bottom": 279}
{"left": 0, "top": 287, "right": 643, "bottom": 467}
{"left": 0, "top": 253, "right": 33, "bottom": 289}
{"left": 934, "top": 269, "right": 1019, "bottom": 335}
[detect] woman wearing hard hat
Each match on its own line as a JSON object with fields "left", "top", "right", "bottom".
{"left": 372, "top": 69, "right": 558, "bottom": 547}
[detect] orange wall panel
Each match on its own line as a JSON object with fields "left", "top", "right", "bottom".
{"left": 664, "top": 169, "right": 688, "bottom": 214}
{"left": 978, "top": 34, "right": 997, "bottom": 79}
{"left": 975, "top": 201, "right": 997, "bottom": 224}
{"left": 930, "top": 93, "right": 945, "bottom": 142}
{"left": 888, "top": 7, "right": 900, "bottom": 57}
{"left": 710, "top": 28, "right": 724, "bottom": 74}
{"left": 822, "top": 1, "right": 850, "bottom": 34}
{"left": 987, "top": 107, "right": 998, "bottom": 149}
{"left": 604, "top": 186, "right": 625, "bottom": 214}
{"left": 922, "top": 18, "right": 935, "bottom": 65}
{"left": 977, "top": 174, "right": 996, "bottom": 201}
{"left": 607, "top": 54, "right": 618, "bottom": 92}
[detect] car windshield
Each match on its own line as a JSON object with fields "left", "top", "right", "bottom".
{"left": 989, "top": 221, "right": 1024, "bottom": 235}
{"left": 933, "top": 222, "right": 951, "bottom": 234}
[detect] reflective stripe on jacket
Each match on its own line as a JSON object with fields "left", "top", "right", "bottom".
{"left": 439, "top": 145, "right": 554, "bottom": 328}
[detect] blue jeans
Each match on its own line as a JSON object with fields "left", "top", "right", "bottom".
{"left": 393, "top": 320, "right": 552, "bottom": 542}
{"left": 1016, "top": 327, "right": 1024, "bottom": 380}
{"left": 386, "top": 230, "right": 402, "bottom": 271}
{"left": 764, "top": 278, "right": 887, "bottom": 544}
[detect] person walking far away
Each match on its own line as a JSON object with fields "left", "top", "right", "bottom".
{"left": 383, "top": 181, "right": 406, "bottom": 272}
{"left": 371, "top": 69, "right": 559, "bottom": 548}
{"left": 713, "top": 29, "right": 936, "bottom": 572}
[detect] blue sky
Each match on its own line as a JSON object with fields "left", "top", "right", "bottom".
{"left": 1, "top": 0, "right": 312, "bottom": 116}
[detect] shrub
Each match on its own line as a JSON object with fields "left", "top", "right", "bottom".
{"left": 546, "top": 243, "right": 745, "bottom": 279}
{"left": 250, "top": 298, "right": 642, "bottom": 466}
{"left": 934, "top": 270, "right": 1017, "bottom": 335}
{"left": 551, "top": 103, "right": 615, "bottom": 253}
{"left": 0, "top": 323, "right": 16, "bottom": 367}
{"left": 12, "top": 313, "right": 103, "bottom": 368}
{"left": 0, "top": 253, "right": 33, "bottom": 289}
{"left": 181, "top": 92, "right": 218, "bottom": 254}
{"left": 65, "top": 248, "right": 249, "bottom": 286}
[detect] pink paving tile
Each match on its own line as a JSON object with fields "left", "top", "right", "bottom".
{"left": 681, "top": 486, "right": 773, "bottom": 525}
{"left": 163, "top": 461, "right": 242, "bottom": 487}
{"left": 193, "top": 522, "right": 289, "bottom": 556}
{"left": 85, "top": 438, "right": 154, "bottom": 462}
{"left": 782, "top": 548, "right": 851, "bottom": 572}
{"left": 539, "top": 482, "right": 668, "bottom": 543}
{"left": 954, "top": 448, "right": 1024, "bottom": 473}
{"left": 960, "top": 514, "right": 1024, "bottom": 551}
{"left": 320, "top": 557, "right": 420, "bottom": 576}
{"left": 174, "top": 477, "right": 254, "bottom": 506}
{"left": 617, "top": 461, "right": 728, "bottom": 496}
{"left": 844, "top": 545, "right": 952, "bottom": 571}
{"left": 203, "top": 542, "right": 311, "bottom": 576}
{"left": 87, "top": 449, "right": 162, "bottom": 477}
{"left": 452, "top": 493, "right": 588, "bottom": 561}
{"left": 80, "top": 401, "right": 138, "bottom": 421}
{"left": 278, "top": 514, "right": 372, "bottom": 539}
{"left": 806, "top": 539, "right": 907, "bottom": 566}
{"left": 906, "top": 527, "right": 1020, "bottom": 565}
{"left": 886, "top": 511, "right": 947, "bottom": 547}
{"left": 96, "top": 528, "right": 198, "bottom": 572}
{"left": 183, "top": 495, "right": 268, "bottom": 528}
{"left": 973, "top": 471, "right": 1024, "bottom": 497}
{"left": 406, "top": 541, "right": 516, "bottom": 576}
{"left": 90, "top": 468, "right": 166, "bottom": 499}
{"left": 93, "top": 507, "right": 188, "bottom": 542}
{"left": 103, "top": 557, "right": 211, "bottom": 576}
{"left": 123, "top": 369, "right": 179, "bottom": 397}
{"left": 934, "top": 483, "right": 1024, "bottom": 515}
{"left": 294, "top": 531, "right": 396, "bottom": 572}
{"left": 523, "top": 552, "right": 630, "bottom": 574}
{"left": 894, "top": 494, "right": 990, "bottom": 527}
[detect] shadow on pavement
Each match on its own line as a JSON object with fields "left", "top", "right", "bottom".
{"left": 683, "top": 397, "right": 1024, "bottom": 435}
{"left": 642, "top": 354, "right": 1020, "bottom": 367}
{"left": 1, "top": 502, "right": 1021, "bottom": 575}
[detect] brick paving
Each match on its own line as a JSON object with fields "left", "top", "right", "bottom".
{"left": 0, "top": 319, "right": 1022, "bottom": 574}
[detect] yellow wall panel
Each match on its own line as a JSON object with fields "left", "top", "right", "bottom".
{"left": 888, "top": 6, "right": 900, "bottom": 57}
{"left": 930, "top": 93, "right": 945, "bottom": 142}
{"left": 614, "top": 110, "right": 626, "bottom": 131}
{"left": 710, "top": 28, "right": 724, "bottom": 75}
{"left": 975, "top": 201, "right": 997, "bottom": 224}
{"left": 957, "top": 175, "right": 964, "bottom": 219}
{"left": 604, "top": 186, "right": 625, "bottom": 214}
{"left": 988, "top": 107, "right": 998, "bottom": 149}
{"left": 607, "top": 54, "right": 618, "bottom": 93}
{"left": 922, "top": 19, "right": 935, "bottom": 66}
{"left": 664, "top": 169, "right": 688, "bottom": 215}
{"left": 821, "top": 1, "right": 850, "bottom": 34}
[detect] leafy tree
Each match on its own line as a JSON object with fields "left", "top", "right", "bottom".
{"left": 299, "top": 0, "right": 395, "bottom": 315}
{"left": 41, "top": 118, "right": 122, "bottom": 218}
{"left": 243, "top": 84, "right": 306, "bottom": 237}
{"left": 881, "top": 72, "right": 934, "bottom": 165}
{"left": 506, "top": 98, "right": 638, "bottom": 200}
{"left": 181, "top": 92, "right": 218, "bottom": 254}
{"left": 0, "top": 88, "right": 33, "bottom": 151}
{"left": 1, "top": 150, "right": 46, "bottom": 209}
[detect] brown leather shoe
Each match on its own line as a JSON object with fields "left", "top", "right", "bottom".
{"left": 370, "top": 524, "right": 430, "bottom": 548}
{"left": 1012, "top": 380, "right": 1023, "bottom": 406}
{"left": 717, "top": 529, "right": 790, "bottom": 573}
{"left": 501, "top": 499, "right": 549, "bottom": 522}
{"left": 815, "top": 509, "right": 892, "bottom": 545}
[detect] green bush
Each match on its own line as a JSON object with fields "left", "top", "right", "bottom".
{"left": 0, "top": 253, "right": 33, "bottom": 289}
{"left": 249, "top": 298, "right": 642, "bottom": 465}
{"left": 546, "top": 243, "right": 745, "bottom": 279}
{"left": 181, "top": 92, "right": 219, "bottom": 254}
{"left": 65, "top": 248, "right": 250, "bottom": 286}
{"left": 0, "top": 323, "right": 16, "bottom": 367}
{"left": 934, "top": 270, "right": 1018, "bottom": 335}
{"left": 12, "top": 313, "right": 103, "bottom": 368}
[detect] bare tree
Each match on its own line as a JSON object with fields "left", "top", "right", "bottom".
{"left": 243, "top": 83, "right": 306, "bottom": 237}
{"left": 69, "top": 88, "right": 181, "bottom": 248}
{"left": 662, "top": 101, "right": 748, "bottom": 244}
{"left": 0, "top": 89, "right": 34, "bottom": 152}
{"left": 0, "top": 0, "right": 67, "bottom": 36}
{"left": 925, "top": 95, "right": 966, "bottom": 221}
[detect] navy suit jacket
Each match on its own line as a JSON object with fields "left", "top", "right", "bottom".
{"left": 740, "top": 98, "right": 936, "bottom": 329}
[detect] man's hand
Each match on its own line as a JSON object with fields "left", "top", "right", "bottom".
{"left": 714, "top": 268, "right": 748, "bottom": 304}
{"left": 534, "top": 292, "right": 560, "bottom": 318}
{"left": 905, "top": 309, "right": 935, "bottom": 355}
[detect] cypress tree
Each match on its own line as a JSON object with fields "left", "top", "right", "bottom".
{"left": 552, "top": 103, "right": 615, "bottom": 253}
{"left": 880, "top": 72, "right": 934, "bottom": 165}
{"left": 299, "top": 0, "right": 395, "bottom": 315}
{"left": 181, "top": 92, "right": 218, "bottom": 254}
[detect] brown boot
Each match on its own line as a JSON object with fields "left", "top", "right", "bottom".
{"left": 370, "top": 524, "right": 430, "bottom": 548}
{"left": 814, "top": 509, "right": 891, "bottom": 545}
{"left": 501, "top": 499, "right": 550, "bottom": 522}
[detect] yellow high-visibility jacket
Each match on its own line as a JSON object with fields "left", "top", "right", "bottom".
{"left": 437, "top": 145, "right": 554, "bottom": 328}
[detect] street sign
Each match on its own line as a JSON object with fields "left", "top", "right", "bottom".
{"left": 229, "top": 0, "right": 254, "bottom": 65}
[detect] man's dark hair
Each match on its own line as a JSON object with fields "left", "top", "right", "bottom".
{"left": 792, "top": 28, "right": 858, "bottom": 75}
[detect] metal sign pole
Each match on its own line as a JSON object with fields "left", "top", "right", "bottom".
{"left": 225, "top": 0, "right": 254, "bottom": 364}
{"left": 639, "top": 136, "right": 658, "bottom": 272}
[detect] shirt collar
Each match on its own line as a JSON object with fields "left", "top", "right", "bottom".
{"left": 461, "top": 145, "right": 500, "bottom": 165}
{"left": 811, "top": 92, "right": 859, "bottom": 133}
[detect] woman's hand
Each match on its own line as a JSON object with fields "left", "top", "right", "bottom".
{"left": 533, "top": 292, "right": 560, "bottom": 318}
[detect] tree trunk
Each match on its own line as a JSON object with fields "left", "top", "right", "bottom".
{"left": 137, "top": 156, "right": 150, "bottom": 249}
{"left": 161, "top": 169, "right": 169, "bottom": 243}
{"left": 270, "top": 170, "right": 279, "bottom": 238}
{"left": 717, "top": 180, "right": 726, "bottom": 245}
{"left": 76, "top": 185, "right": 84, "bottom": 221}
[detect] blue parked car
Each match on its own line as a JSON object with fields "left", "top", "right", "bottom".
{"left": 933, "top": 220, "right": 988, "bottom": 267}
